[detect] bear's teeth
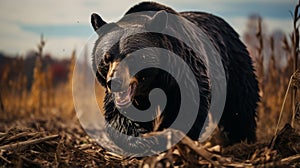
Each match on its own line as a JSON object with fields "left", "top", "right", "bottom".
{"left": 115, "top": 87, "right": 131, "bottom": 98}
{"left": 113, "top": 83, "right": 137, "bottom": 108}
{"left": 113, "top": 87, "right": 132, "bottom": 107}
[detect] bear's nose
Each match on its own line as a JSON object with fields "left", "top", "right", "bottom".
{"left": 107, "top": 77, "right": 123, "bottom": 92}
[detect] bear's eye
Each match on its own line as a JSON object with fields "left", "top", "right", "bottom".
{"left": 104, "top": 53, "right": 112, "bottom": 64}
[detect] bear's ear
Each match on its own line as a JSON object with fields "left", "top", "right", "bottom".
{"left": 91, "top": 13, "right": 107, "bottom": 31}
{"left": 145, "top": 10, "right": 168, "bottom": 32}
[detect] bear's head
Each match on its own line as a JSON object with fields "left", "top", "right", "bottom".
{"left": 92, "top": 10, "right": 183, "bottom": 127}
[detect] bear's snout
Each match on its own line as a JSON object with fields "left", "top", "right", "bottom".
{"left": 107, "top": 77, "right": 124, "bottom": 92}
{"left": 106, "top": 61, "right": 131, "bottom": 93}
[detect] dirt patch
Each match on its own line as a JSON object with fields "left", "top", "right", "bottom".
{"left": 0, "top": 115, "right": 299, "bottom": 167}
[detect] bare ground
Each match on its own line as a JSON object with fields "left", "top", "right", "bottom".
{"left": 0, "top": 112, "right": 300, "bottom": 167}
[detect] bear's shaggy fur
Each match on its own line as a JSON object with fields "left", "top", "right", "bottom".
{"left": 91, "top": 2, "right": 259, "bottom": 149}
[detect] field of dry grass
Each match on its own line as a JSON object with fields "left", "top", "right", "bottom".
{"left": 1, "top": 3, "right": 300, "bottom": 168}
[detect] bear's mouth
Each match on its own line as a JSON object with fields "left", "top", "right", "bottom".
{"left": 113, "top": 82, "right": 137, "bottom": 108}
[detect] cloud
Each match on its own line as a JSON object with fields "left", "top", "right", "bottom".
{"left": 0, "top": 21, "right": 88, "bottom": 58}
{"left": 217, "top": 1, "right": 294, "bottom": 19}
{"left": 0, "top": 0, "right": 295, "bottom": 58}
{"left": 20, "top": 24, "right": 92, "bottom": 37}
{"left": 227, "top": 17, "right": 293, "bottom": 37}
{"left": 13, "top": 26, "right": 97, "bottom": 59}
{"left": 156, "top": 0, "right": 295, "bottom": 17}
{"left": 0, "top": 0, "right": 294, "bottom": 24}
{"left": 0, "top": 0, "right": 142, "bottom": 25}
{"left": 0, "top": 21, "right": 39, "bottom": 55}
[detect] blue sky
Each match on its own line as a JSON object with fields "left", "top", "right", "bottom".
{"left": 0, "top": 0, "right": 296, "bottom": 58}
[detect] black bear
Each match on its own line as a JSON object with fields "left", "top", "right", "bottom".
{"left": 91, "top": 2, "right": 259, "bottom": 150}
